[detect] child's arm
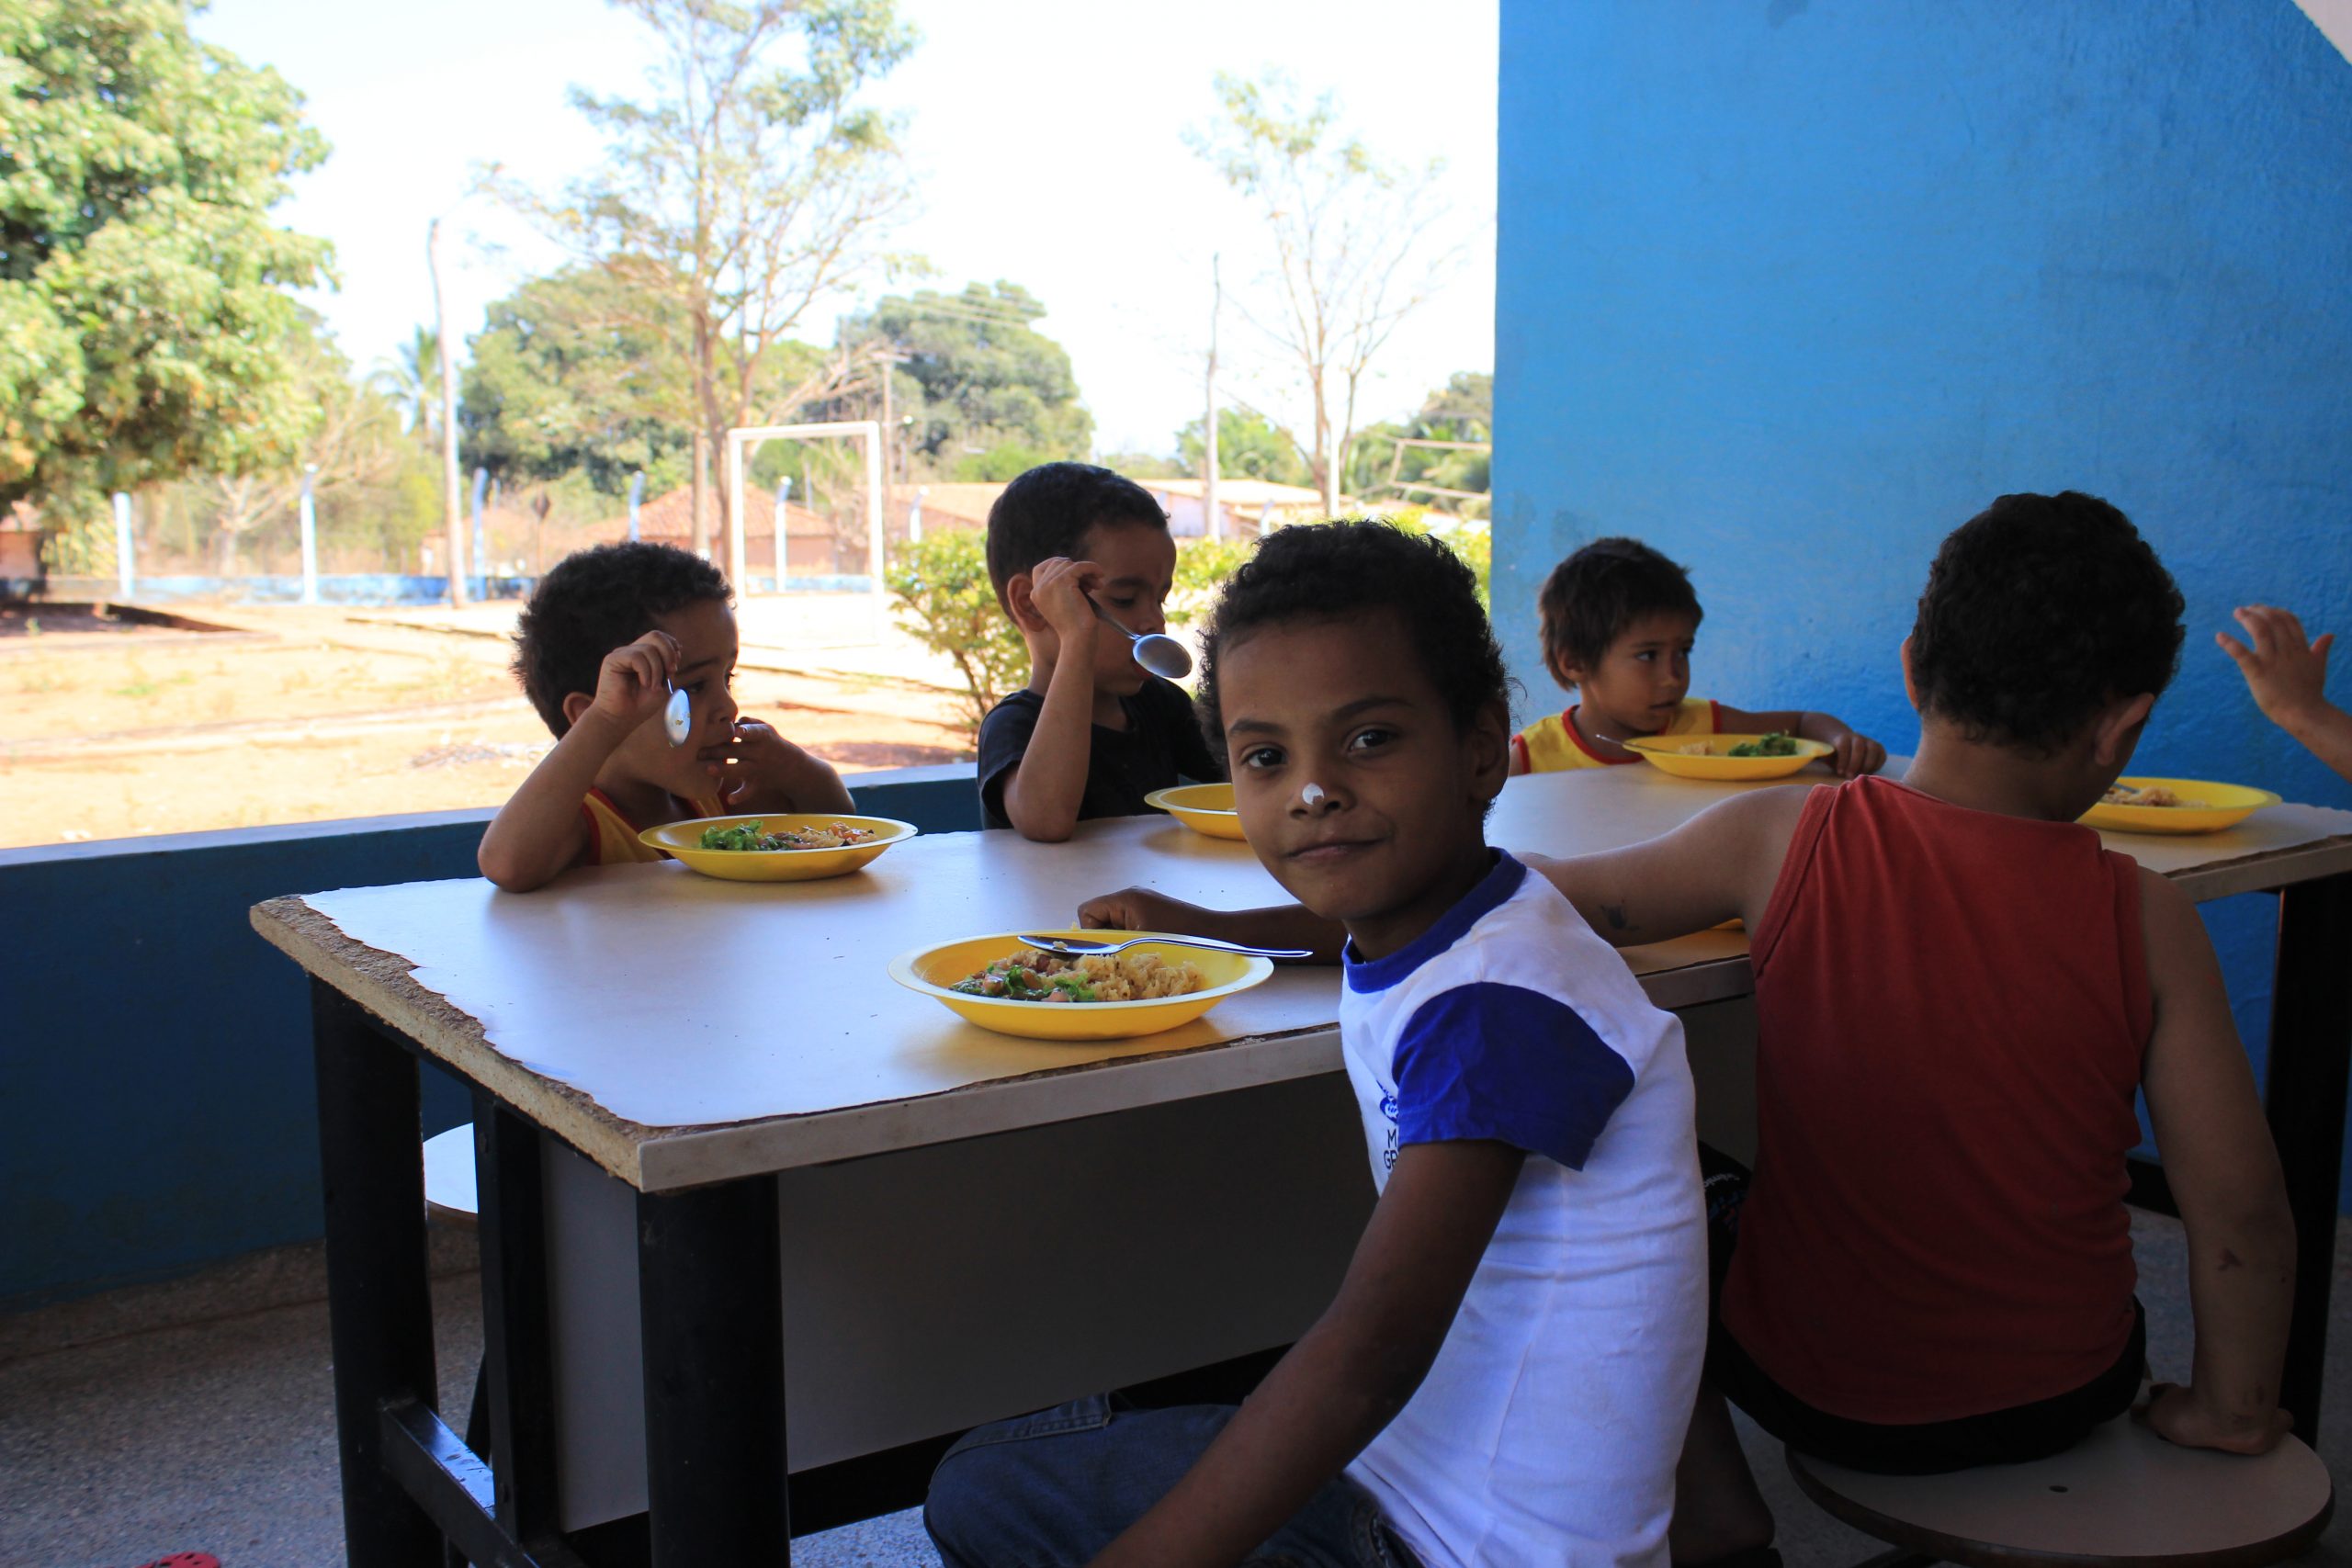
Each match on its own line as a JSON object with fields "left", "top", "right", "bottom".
{"left": 1714, "top": 703, "right": 1887, "bottom": 779}
{"left": 2218, "top": 605, "right": 2352, "bottom": 785}
{"left": 1001, "top": 556, "right": 1106, "bottom": 841}
{"left": 1530, "top": 784, "right": 1811, "bottom": 945}
{"left": 1089, "top": 1140, "right": 1524, "bottom": 1568}
{"left": 703, "top": 718, "right": 855, "bottom": 815}
{"left": 1078, "top": 886, "right": 1347, "bottom": 964}
{"left": 2137, "top": 866, "right": 2296, "bottom": 1453}
{"left": 478, "top": 632, "right": 677, "bottom": 893}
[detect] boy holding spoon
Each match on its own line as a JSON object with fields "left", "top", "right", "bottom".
{"left": 978, "top": 462, "right": 1224, "bottom": 840}
{"left": 478, "top": 541, "right": 852, "bottom": 891}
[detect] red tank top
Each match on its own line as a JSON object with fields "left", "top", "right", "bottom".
{"left": 1721, "top": 776, "right": 2151, "bottom": 1424}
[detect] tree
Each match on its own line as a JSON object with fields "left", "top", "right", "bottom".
{"left": 511, "top": 0, "right": 919, "bottom": 569}
{"left": 1345, "top": 370, "right": 1491, "bottom": 516}
{"left": 838, "top": 281, "right": 1092, "bottom": 480}
{"left": 1177, "top": 408, "right": 1310, "bottom": 488}
{"left": 373, "top": 327, "right": 443, "bottom": 445}
{"left": 0, "top": 0, "right": 332, "bottom": 524}
{"left": 1190, "top": 71, "right": 1458, "bottom": 518}
{"left": 205, "top": 316, "right": 406, "bottom": 571}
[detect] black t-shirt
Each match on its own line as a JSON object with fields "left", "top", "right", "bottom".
{"left": 977, "top": 677, "right": 1225, "bottom": 830}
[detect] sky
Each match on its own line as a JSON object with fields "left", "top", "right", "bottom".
{"left": 191, "top": 0, "right": 1499, "bottom": 457}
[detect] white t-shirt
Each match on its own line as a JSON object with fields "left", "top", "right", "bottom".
{"left": 1339, "top": 852, "right": 1706, "bottom": 1568}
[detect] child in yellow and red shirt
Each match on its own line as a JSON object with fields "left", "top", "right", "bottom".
{"left": 1511, "top": 536, "right": 1886, "bottom": 778}
{"left": 478, "top": 542, "right": 853, "bottom": 891}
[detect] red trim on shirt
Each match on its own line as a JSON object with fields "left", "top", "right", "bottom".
{"left": 1509, "top": 732, "right": 1530, "bottom": 773}
{"left": 1709, "top": 699, "right": 1724, "bottom": 732}
{"left": 1562, "top": 706, "right": 1640, "bottom": 766}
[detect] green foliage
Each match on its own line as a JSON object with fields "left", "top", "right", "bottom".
{"left": 0, "top": 0, "right": 334, "bottom": 515}
{"left": 1169, "top": 536, "right": 1254, "bottom": 627}
{"left": 838, "top": 281, "right": 1092, "bottom": 478}
{"left": 1345, "top": 371, "right": 1490, "bottom": 514}
{"left": 459, "top": 265, "right": 707, "bottom": 495}
{"left": 1177, "top": 408, "right": 1310, "bottom": 487}
{"left": 886, "top": 528, "right": 1028, "bottom": 741}
{"left": 1385, "top": 507, "right": 1491, "bottom": 610}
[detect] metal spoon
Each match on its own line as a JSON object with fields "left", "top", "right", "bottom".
{"left": 662, "top": 677, "right": 691, "bottom": 747}
{"left": 1091, "top": 598, "right": 1193, "bottom": 681}
{"left": 1017, "top": 932, "right": 1312, "bottom": 960}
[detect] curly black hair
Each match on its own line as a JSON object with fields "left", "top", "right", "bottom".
{"left": 984, "top": 462, "right": 1169, "bottom": 612}
{"left": 1535, "top": 536, "right": 1703, "bottom": 689}
{"left": 1909, "top": 491, "right": 2184, "bottom": 754}
{"left": 1196, "top": 520, "right": 1510, "bottom": 760}
{"left": 512, "top": 542, "right": 730, "bottom": 736}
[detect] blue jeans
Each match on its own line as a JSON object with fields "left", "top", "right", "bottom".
{"left": 924, "top": 1395, "right": 1422, "bottom": 1568}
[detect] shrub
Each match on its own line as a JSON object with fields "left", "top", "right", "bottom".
{"left": 886, "top": 528, "right": 1029, "bottom": 742}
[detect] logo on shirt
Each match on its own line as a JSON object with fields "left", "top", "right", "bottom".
{"left": 1378, "top": 1088, "right": 1399, "bottom": 1171}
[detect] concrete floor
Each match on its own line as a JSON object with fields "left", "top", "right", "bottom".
{"left": 5, "top": 1213, "right": 2351, "bottom": 1567}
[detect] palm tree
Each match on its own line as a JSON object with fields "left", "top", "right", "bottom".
{"left": 371, "top": 326, "right": 442, "bottom": 446}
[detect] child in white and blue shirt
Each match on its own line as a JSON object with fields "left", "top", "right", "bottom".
{"left": 926, "top": 520, "right": 1706, "bottom": 1568}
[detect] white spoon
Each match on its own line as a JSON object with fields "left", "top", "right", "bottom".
{"left": 1017, "top": 932, "right": 1311, "bottom": 960}
{"left": 662, "top": 677, "right": 691, "bottom": 747}
{"left": 1091, "top": 599, "right": 1193, "bottom": 681}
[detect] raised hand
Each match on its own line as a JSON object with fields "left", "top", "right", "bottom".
{"left": 587, "top": 630, "right": 682, "bottom": 734}
{"left": 2218, "top": 605, "right": 2335, "bottom": 731}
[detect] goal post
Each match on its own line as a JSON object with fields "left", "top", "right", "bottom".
{"left": 724, "top": 419, "right": 887, "bottom": 641}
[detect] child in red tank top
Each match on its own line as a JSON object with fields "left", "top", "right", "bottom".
{"left": 1542, "top": 493, "right": 2296, "bottom": 1562}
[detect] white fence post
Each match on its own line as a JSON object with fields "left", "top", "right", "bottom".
{"left": 299, "top": 466, "right": 320, "bottom": 604}
{"left": 111, "top": 491, "right": 133, "bottom": 602}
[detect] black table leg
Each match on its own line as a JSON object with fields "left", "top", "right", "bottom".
{"left": 312, "top": 980, "right": 442, "bottom": 1568}
{"left": 639, "top": 1175, "right": 790, "bottom": 1566}
{"left": 2264, "top": 873, "right": 2352, "bottom": 1442}
{"left": 475, "top": 1096, "right": 566, "bottom": 1548}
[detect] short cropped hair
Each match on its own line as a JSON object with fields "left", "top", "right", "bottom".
{"left": 1536, "top": 536, "right": 1703, "bottom": 687}
{"left": 513, "top": 542, "right": 729, "bottom": 736}
{"left": 1909, "top": 491, "right": 2184, "bottom": 754}
{"left": 1197, "top": 520, "right": 1510, "bottom": 761}
{"left": 984, "top": 462, "right": 1169, "bottom": 611}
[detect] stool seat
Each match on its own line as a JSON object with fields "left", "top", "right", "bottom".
{"left": 422, "top": 1123, "right": 480, "bottom": 1225}
{"left": 1788, "top": 1413, "right": 2333, "bottom": 1568}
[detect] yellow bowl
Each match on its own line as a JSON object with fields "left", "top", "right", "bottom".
{"left": 2079, "top": 778, "right": 2281, "bottom": 836}
{"left": 889, "top": 930, "right": 1273, "bottom": 1041}
{"left": 1145, "top": 782, "right": 1247, "bottom": 840}
{"left": 1623, "top": 734, "right": 1833, "bottom": 781}
{"left": 640, "top": 813, "right": 918, "bottom": 881}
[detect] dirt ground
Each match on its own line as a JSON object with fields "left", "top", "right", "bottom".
{"left": 0, "top": 600, "right": 977, "bottom": 849}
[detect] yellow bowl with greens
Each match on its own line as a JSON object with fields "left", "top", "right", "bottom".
{"left": 640, "top": 813, "right": 917, "bottom": 882}
{"left": 1623, "top": 733, "right": 1832, "bottom": 781}
{"left": 889, "top": 930, "right": 1272, "bottom": 1041}
{"left": 1145, "top": 782, "right": 1247, "bottom": 840}
{"left": 2080, "top": 779, "right": 2280, "bottom": 836}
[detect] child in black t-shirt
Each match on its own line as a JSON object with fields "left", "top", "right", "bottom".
{"left": 976, "top": 463, "right": 1222, "bottom": 837}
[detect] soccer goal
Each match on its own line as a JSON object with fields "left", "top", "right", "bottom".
{"left": 724, "top": 419, "right": 887, "bottom": 642}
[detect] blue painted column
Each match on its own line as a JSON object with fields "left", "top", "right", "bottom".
{"left": 1495, "top": 0, "right": 2352, "bottom": 1195}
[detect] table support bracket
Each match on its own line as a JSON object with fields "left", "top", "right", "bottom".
{"left": 381, "top": 1397, "right": 591, "bottom": 1568}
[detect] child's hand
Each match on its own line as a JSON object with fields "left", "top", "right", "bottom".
{"left": 1079, "top": 886, "right": 1217, "bottom": 935}
{"left": 2142, "top": 1381, "right": 2292, "bottom": 1455}
{"left": 588, "top": 630, "right": 682, "bottom": 732}
{"left": 1827, "top": 729, "right": 1887, "bottom": 779}
{"left": 702, "top": 717, "right": 799, "bottom": 808}
{"left": 1027, "top": 557, "right": 1104, "bottom": 652}
{"left": 2219, "top": 605, "right": 2335, "bottom": 731}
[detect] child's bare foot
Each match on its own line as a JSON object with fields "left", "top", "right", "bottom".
{"left": 1669, "top": 1386, "right": 1776, "bottom": 1566}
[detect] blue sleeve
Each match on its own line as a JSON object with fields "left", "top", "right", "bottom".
{"left": 1392, "top": 983, "right": 1636, "bottom": 1171}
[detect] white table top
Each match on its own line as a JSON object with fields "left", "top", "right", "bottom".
{"left": 253, "top": 765, "right": 2352, "bottom": 1192}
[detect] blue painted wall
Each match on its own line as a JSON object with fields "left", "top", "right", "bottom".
{"left": 0, "top": 769, "right": 980, "bottom": 1311}
{"left": 1493, "top": 1, "right": 2352, "bottom": 1188}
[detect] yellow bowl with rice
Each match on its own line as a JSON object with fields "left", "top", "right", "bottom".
{"left": 1623, "top": 734, "right": 1833, "bottom": 781}
{"left": 888, "top": 930, "right": 1273, "bottom": 1041}
{"left": 2079, "top": 778, "right": 2280, "bottom": 836}
{"left": 641, "top": 813, "right": 918, "bottom": 881}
